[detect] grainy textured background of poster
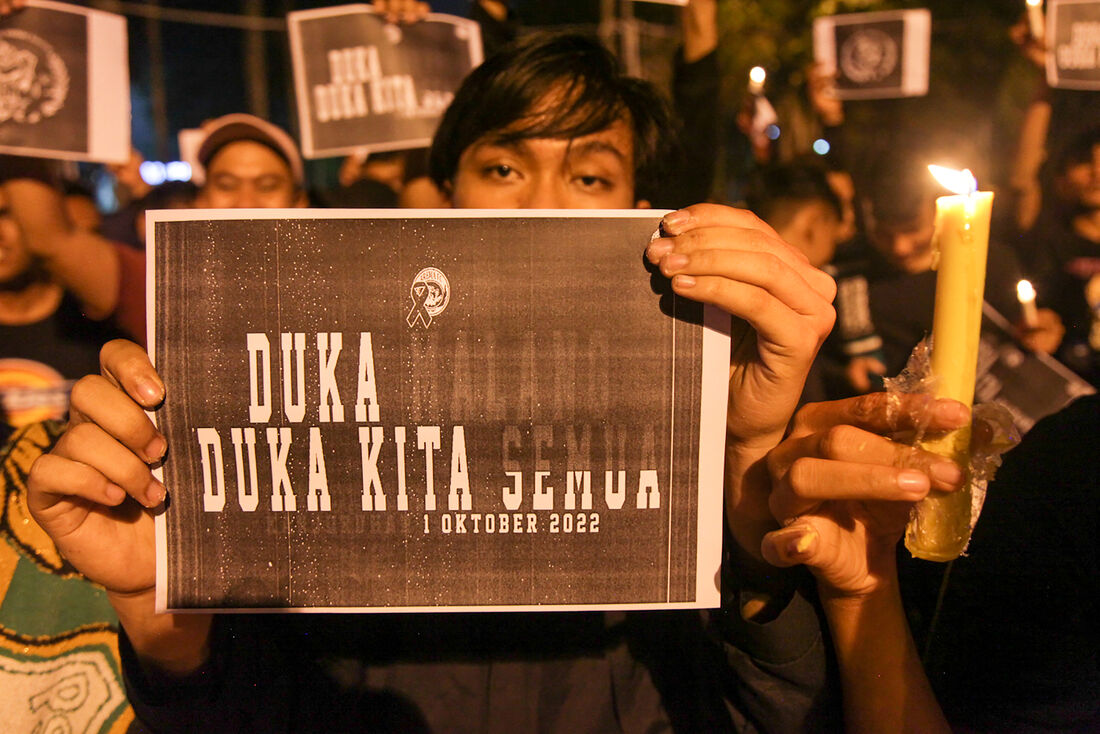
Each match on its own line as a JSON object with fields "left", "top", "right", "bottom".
{"left": 151, "top": 212, "right": 725, "bottom": 611}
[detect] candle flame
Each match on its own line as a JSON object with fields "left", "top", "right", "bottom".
{"left": 1026, "top": 0, "right": 1042, "bottom": 8}
{"left": 749, "top": 66, "right": 767, "bottom": 85}
{"left": 1017, "top": 279, "right": 1036, "bottom": 302}
{"left": 928, "top": 165, "right": 978, "bottom": 195}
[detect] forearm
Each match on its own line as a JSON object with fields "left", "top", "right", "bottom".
{"left": 681, "top": 0, "right": 718, "bottom": 64}
{"left": 822, "top": 577, "right": 949, "bottom": 734}
{"left": 108, "top": 589, "right": 213, "bottom": 675}
{"left": 724, "top": 432, "right": 784, "bottom": 563}
{"left": 3, "top": 178, "right": 120, "bottom": 319}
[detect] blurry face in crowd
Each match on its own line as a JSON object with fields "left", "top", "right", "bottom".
{"left": 866, "top": 196, "right": 937, "bottom": 274}
{"left": 1059, "top": 142, "right": 1100, "bottom": 212}
{"left": 775, "top": 199, "right": 841, "bottom": 269}
{"left": 197, "top": 140, "right": 304, "bottom": 209}
{"left": 0, "top": 189, "right": 33, "bottom": 284}
{"left": 449, "top": 118, "right": 643, "bottom": 210}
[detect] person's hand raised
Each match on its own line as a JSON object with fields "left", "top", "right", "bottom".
{"left": 371, "top": 0, "right": 430, "bottom": 24}
{"left": 28, "top": 339, "right": 167, "bottom": 596}
{"left": 761, "top": 393, "right": 969, "bottom": 598}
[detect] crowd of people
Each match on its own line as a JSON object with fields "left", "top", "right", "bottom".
{"left": 0, "top": 0, "right": 1096, "bottom": 732}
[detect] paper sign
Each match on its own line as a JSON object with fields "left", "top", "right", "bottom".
{"left": 0, "top": 0, "right": 129, "bottom": 163}
{"left": 1046, "top": 0, "right": 1100, "bottom": 89}
{"left": 148, "top": 210, "right": 729, "bottom": 612}
{"left": 813, "top": 9, "right": 931, "bottom": 100}
{"left": 288, "top": 5, "right": 482, "bottom": 158}
{"left": 976, "top": 302, "right": 1095, "bottom": 435}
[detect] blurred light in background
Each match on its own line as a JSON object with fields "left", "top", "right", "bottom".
{"left": 764, "top": 124, "right": 781, "bottom": 141}
{"left": 813, "top": 138, "right": 831, "bottom": 155}
{"left": 140, "top": 160, "right": 192, "bottom": 186}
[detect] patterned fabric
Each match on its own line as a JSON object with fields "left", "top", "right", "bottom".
{"left": 0, "top": 421, "right": 132, "bottom": 733}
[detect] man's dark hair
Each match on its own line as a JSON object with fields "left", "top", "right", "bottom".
{"left": 429, "top": 32, "right": 677, "bottom": 204}
{"left": 859, "top": 148, "right": 942, "bottom": 227}
{"left": 744, "top": 161, "right": 842, "bottom": 230}
{"left": 1052, "top": 124, "right": 1100, "bottom": 174}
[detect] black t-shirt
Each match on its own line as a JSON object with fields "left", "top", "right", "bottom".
{"left": 0, "top": 292, "right": 126, "bottom": 426}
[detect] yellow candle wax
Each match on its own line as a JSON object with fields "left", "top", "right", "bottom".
{"left": 905, "top": 175, "right": 993, "bottom": 562}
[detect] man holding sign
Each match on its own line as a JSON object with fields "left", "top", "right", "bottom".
{"left": 28, "top": 32, "right": 958, "bottom": 732}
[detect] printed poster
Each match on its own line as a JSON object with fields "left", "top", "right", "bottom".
{"left": 976, "top": 302, "right": 1095, "bottom": 435}
{"left": 288, "top": 5, "right": 482, "bottom": 158}
{"left": 148, "top": 211, "right": 730, "bottom": 613}
{"left": 813, "top": 8, "right": 931, "bottom": 100}
{"left": 0, "top": 0, "right": 129, "bottom": 163}
{"left": 1046, "top": 0, "right": 1100, "bottom": 89}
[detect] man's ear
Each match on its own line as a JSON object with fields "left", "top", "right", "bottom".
{"left": 635, "top": 199, "right": 651, "bottom": 209}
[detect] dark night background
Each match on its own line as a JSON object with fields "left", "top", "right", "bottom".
{"left": 69, "top": 0, "right": 1073, "bottom": 197}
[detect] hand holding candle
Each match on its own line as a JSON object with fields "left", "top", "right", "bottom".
{"left": 904, "top": 166, "right": 994, "bottom": 562}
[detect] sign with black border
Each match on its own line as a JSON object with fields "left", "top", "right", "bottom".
{"left": 0, "top": 0, "right": 129, "bottom": 163}
{"left": 1046, "top": 0, "right": 1100, "bottom": 90}
{"left": 813, "top": 9, "right": 930, "bottom": 101}
{"left": 288, "top": 5, "right": 482, "bottom": 159}
{"left": 148, "top": 210, "right": 729, "bottom": 613}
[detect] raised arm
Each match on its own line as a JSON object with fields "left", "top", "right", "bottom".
{"left": 2, "top": 176, "right": 121, "bottom": 320}
{"left": 762, "top": 393, "right": 965, "bottom": 733}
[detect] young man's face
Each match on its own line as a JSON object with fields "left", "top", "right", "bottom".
{"left": 865, "top": 196, "right": 937, "bottom": 274}
{"left": 449, "top": 118, "right": 643, "bottom": 210}
{"left": 197, "top": 140, "right": 304, "bottom": 209}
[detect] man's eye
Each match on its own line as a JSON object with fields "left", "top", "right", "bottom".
{"left": 487, "top": 164, "right": 514, "bottom": 179}
{"left": 577, "top": 175, "right": 609, "bottom": 189}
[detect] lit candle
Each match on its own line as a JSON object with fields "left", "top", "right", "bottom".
{"left": 1026, "top": 0, "right": 1045, "bottom": 42}
{"left": 1017, "top": 279, "right": 1039, "bottom": 328}
{"left": 905, "top": 165, "right": 994, "bottom": 562}
{"left": 748, "top": 66, "right": 766, "bottom": 95}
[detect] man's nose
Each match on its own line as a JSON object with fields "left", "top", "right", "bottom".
{"left": 234, "top": 186, "right": 260, "bottom": 209}
{"left": 521, "top": 178, "right": 566, "bottom": 209}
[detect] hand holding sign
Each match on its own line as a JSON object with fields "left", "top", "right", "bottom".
{"left": 371, "top": 0, "right": 430, "bottom": 24}
{"left": 647, "top": 203, "right": 837, "bottom": 561}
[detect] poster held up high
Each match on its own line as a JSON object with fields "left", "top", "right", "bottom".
{"left": 1046, "top": 0, "right": 1100, "bottom": 90}
{"left": 813, "top": 9, "right": 931, "bottom": 100}
{"left": 149, "top": 211, "right": 729, "bottom": 613}
{"left": 288, "top": 5, "right": 482, "bottom": 159}
{"left": 0, "top": 0, "right": 129, "bottom": 163}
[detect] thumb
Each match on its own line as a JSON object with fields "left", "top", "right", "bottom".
{"left": 760, "top": 521, "right": 820, "bottom": 568}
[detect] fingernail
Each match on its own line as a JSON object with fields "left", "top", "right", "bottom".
{"left": 105, "top": 484, "right": 126, "bottom": 504}
{"left": 661, "top": 210, "right": 691, "bottom": 235}
{"left": 897, "top": 470, "right": 930, "bottom": 495}
{"left": 930, "top": 460, "right": 964, "bottom": 487}
{"left": 646, "top": 239, "right": 673, "bottom": 261}
{"left": 145, "top": 478, "right": 166, "bottom": 507}
{"left": 672, "top": 274, "right": 696, "bottom": 289}
{"left": 137, "top": 379, "right": 163, "bottom": 404}
{"left": 145, "top": 435, "right": 167, "bottom": 462}
{"left": 935, "top": 399, "right": 970, "bottom": 425}
{"left": 663, "top": 253, "right": 689, "bottom": 271}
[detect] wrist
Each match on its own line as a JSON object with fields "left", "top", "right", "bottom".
{"left": 108, "top": 589, "right": 213, "bottom": 675}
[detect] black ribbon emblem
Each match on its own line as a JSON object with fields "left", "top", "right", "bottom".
{"left": 407, "top": 282, "right": 433, "bottom": 328}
